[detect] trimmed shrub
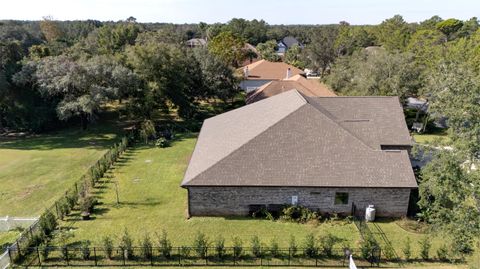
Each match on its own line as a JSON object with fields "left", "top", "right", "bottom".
{"left": 360, "top": 235, "right": 379, "bottom": 261}
{"left": 319, "top": 233, "right": 343, "bottom": 257}
{"left": 437, "top": 244, "right": 449, "bottom": 262}
{"left": 289, "top": 235, "right": 297, "bottom": 256}
{"left": 102, "top": 236, "right": 114, "bottom": 259}
{"left": 140, "top": 234, "right": 153, "bottom": 259}
{"left": 269, "top": 237, "right": 279, "bottom": 257}
{"left": 180, "top": 246, "right": 191, "bottom": 258}
{"left": 402, "top": 238, "right": 411, "bottom": 261}
{"left": 157, "top": 230, "right": 172, "bottom": 258}
{"left": 303, "top": 233, "right": 317, "bottom": 258}
{"left": 81, "top": 240, "right": 91, "bottom": 260}
{"left": 40, "top": 244, "right": 50, "bottom": 260}
{"left": 119, "top": 229, "right": 133, "bottom": 260}
{"left": 214, "top": 235, "right": 226, "bottom": 259}
{"left": 232, "top": 236, "right": 243, "bottom": 258}
{"left": 419, "top": 236, "right": 431, "bottom": 260}
{"left": 251, "top": 235, "right": 262, "bottom": 258}
{"left": 193, "top": 232, "right": 208, "bottom": 258}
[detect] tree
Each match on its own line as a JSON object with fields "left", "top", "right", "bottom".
{"left": 40, "top": 16, "right": 64, "bottom": 42}
{"left": 284, "top": 44, "right": 305, "bottom": 69}
{"left": 302, "top": 27, "right": 337, "bottom": 77}
{"left": 426, "top": 61, "right": 480, "bottom": 159}
{"left": 192, "top": 48, "right": 239, "bottom": 102}
{"left": 407, "top": 29, "right": 446, "bottom": 67}
{"left": 256, "top": 40, "right": 280, "bottom": 62}
{"left": 326, "top": 50, "right": 422, "bottom": 100}
{"left": 436, "top": 18, "right": 463, "bottom": 40}
{"left": 127, "top": 42, "right": 198, "bottom": 119}
{"left": 92, "top": 23, "right": 140, "bottom": 54}
{"left": 208, "top": 31, "right": 247, "bottom": 67}
{"left": 18, "top": 55, "right": 134, "bottom": 129}
{"left": 418, "top": 150, "right": 479, "bottom": 256}
{"left": 376, "top": 15, "right": 411, "bottom": 51}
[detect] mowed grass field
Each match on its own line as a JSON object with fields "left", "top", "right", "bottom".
{"left": 0, "top": 125, "right": 121, "bottom": 216}
{"left": 55, "top": 134, "right": 360, "bottom": 247}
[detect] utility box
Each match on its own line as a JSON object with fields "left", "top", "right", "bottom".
{"left": 365, "top": 205, "right": 376, "bottom": 222}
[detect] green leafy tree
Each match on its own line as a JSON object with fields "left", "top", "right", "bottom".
{"left": 256, "top": 40, "right": 280, "bottom": 62}
{"left": 436, "top": 18, "right": 463, "bottom": 40}
{"left": 127, "top": 42, "right": 198, "bottom": 119}
{"left": 15, "top": 55, "right": 134, "bottom": 129}
{"left": 284, "top": 44, "right": 305, "bottom": 69}
{"left": 208, "top": 31, "right": 247, "bottom": 67}
{"left": 302, "top": 27, "right": 338, "bottom": 77}
{"left": 326, "top": 49, "right": 421, "bottom": 101}
{"left": 375, "top": 15, "right": 411, "bottom": 51}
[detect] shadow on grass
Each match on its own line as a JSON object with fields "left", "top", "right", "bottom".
{"left": 0, "top": 124, "right": 122, "bottom": 151}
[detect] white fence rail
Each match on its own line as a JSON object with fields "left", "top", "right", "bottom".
{"left": 0, "top": 250, "right": 9, "bottom": 269}
{"left": 0, "top": 216, "right": 39, "bottom": 232}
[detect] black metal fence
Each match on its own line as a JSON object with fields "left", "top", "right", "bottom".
{"left": 10, "top": 246, "right": 378, "bottom": 268}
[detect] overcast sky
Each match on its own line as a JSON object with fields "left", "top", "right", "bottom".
{"left": 2, "top": 0, "right": 479, "bottom": 25}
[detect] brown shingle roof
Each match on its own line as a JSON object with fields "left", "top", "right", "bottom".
{"left": 246, "top": 75, "right": 336, "bottom": 104}
{"left": 241, "top": 60, "right": 304, "bottom": 80}
{"left": 182, "top": 90, "right": 416, "bottom": 188}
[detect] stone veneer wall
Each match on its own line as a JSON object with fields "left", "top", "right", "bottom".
{"left": 187, "top": 187, "right": 412, "bottom": 218}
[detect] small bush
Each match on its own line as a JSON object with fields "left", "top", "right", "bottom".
{"left": 289, "top": 235, "right": 297, "bottom": 256}
{"left": 79, "top": 196, "right": 97, "bottom": 214}
{"left": 319, "top": 233, "right": 343, "bottom": 257}
{"left": 180, "top": 246, "right": 191, "bottom": 258}
{"left": 281, "top": 205, "right": 319, "bottom": 223}
{"left": 437, "top": 244, "right": 449, "bottom": 262}
{"left": 360, "top": 235, "right": 379, "bottom": 261}
{"left": 155, "top": 137, "right": 170, "bottom": 148}
{"left": 402, "top": 238, "right": 412, "bottom": 261}
{"left": 119, "top": 229, "right": 133, "bottom": 260}
{"left": 193, "top": 232, "right": 208, "bottom": 258}
{"left": 303, "top": 233, "right": 317, "bottom": 258}
{"left": 419, "top": 236, "right": 431, "bottom": 260}
{"left": 214, "top": 235, "right": 226, "bottom": 259}
{"left": 269, "top": 237, "right": 280, "bottom": 257}
{"left": 140, "top": 234, "right": 153, "bottom": 259}
{"left": 157, "top": 230, "right": 172, "bottom": 258}
{"left": 251, "top": 235, "right": 262, "bottom": 258}
{"left": 232, "top": 236, "right": 243, "bottom": 258}
{"left": 80, "top": 240, "right": 91, "bottom": 260}
{"left": 102, "top": 236, "right": 114, "bottom": 259}
{"left": 383, "top": 245, "right": 396, "bottom": 261}
{"left": 40, "top": 244, "right": 50, "bottom": 260}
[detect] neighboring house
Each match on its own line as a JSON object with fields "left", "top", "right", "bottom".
{"left": 240, "top": 60, "right": 304, "bottom": 92}
{"left": 182, "top": 90, "right": 416, "bottom": 218}
{"left": 186, "top": 38, "right": 207, "bottom": 48}
{"left": 246, "top": 74, "right": 336, "bottom": 104}
{"left": 276, "top": 36, "right": 303, "bottom": 55}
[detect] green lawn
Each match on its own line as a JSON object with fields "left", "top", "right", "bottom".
{"left": 0, "top": 124, "right": 121, "bottom": 216}
{"left": 0, "top": 230, "right": 20, "bottom": 250}
{"left": 367, "top": 219, "right": 445, "bottom": 260}
{"left": 413, "top": 132, "right": 450, "bottom": 146}
{"left": 54, "top": 134, "right": 360, "bottom": 247}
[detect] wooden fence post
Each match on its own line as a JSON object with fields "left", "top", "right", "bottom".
{"left": 94, "top": 247, "right": 97, "bottom": 266}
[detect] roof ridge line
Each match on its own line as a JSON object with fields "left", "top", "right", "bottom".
{"left": 183, "top": 90, "right": 307, "bottom": 186}
{"left": 304, "top": 98, "right": 376, "bottom": 151}
{"left": 184, "top": 102, "right": 310, "bottom": 186}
